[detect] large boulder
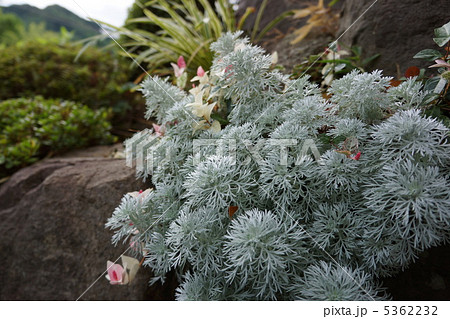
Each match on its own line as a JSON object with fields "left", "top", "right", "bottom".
{"left": 236, "top": 0, "right": 342, "bottom": 34}
{"left": 0, "top": 151, "right": 176, "bottom": 300}
{"left": 338, "top": 0, "right": 449, "bottom": 77}
{"left": 238, "top": 0, "right": 448, "bottom": 76}
{"left": 235, "top": 0, "right": 342, "bottom": 72}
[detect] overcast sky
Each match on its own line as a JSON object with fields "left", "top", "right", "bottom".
{"left": 0, "top": 0, "right": 135, "bottom": 26}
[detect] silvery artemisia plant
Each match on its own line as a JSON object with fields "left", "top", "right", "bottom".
{"left": 106, "top": 31, "right": 450, "bottom": 300}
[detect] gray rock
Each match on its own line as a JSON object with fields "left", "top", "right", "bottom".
{"left": 0, "top": 156, "right": 176, "bottom": 300}
{"left": 235, "top": 0, "right": 343, "bottom": 72}
{"left": 338, "top": 0, "right": 449, "bottom": 77}
{"left": 236, "top": 0, "right": 342, "bottom": 34}
{"left": 237, "top": 0, "right": 448, "bottom": 77}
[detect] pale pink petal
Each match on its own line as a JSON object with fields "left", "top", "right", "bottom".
{"left": 171, "top": 63, "right": 185, "bottom": 78}
{"left": 197, "top": 66, "right": 205, "bottom": 77}
{"left": 107, "top": 261, "right": 114, "bottom": 273}
{"left": 139, "top": 188, "right": 152, "bottom": 199}
{"left": 152, "top": 123, "right": 162, "bottom": 136}
{"left": 157, "top": 124, "right": 166, "bottom": 136}
{"left": 130, "top": 188, "right": 153, "bottom": 204}
{"left": 429, "top": 63, "right": 450, "bottom": 69}
{"left": 106, "top": 261, "right": 124, "bottom": 285}
{"left": 429, "top": 59, "right": 450, "bottom": 70}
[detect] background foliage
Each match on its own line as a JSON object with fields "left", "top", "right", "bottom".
{"left": 84, "top": 0, "right": 290, "bottom": 80}
{"left": 0, "top": 41, "right": 138, "bottom": 115}
{"left": 0, "top": 96, "right": 114, "bottom": 177}
{"left": 0, "top": 8, "right": 24, "bottom": 44}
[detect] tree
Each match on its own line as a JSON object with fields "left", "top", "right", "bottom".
{"left": 0, "top": 9, "right": 24, "bottom": 45}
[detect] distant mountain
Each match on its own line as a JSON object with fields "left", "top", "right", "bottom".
{"left": 1, "top": 4, "right": 100, "bottom": 40}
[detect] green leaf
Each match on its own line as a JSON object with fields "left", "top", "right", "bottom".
{"left": 351, "top": 46, "right": 362, "bottom": 57}
{"left": 421, "top": 92, "right": 439, "bottom": 105}
{"left": 211, "top": 113, "right": 229, "bottom": 125}
{"left": 251, "top": 0, "right": 268, "bottom": 42}
{"left": 423, "top": 76, "right": 442, "bottom": 92}
{"left": 433, "top": 21, "right": 450, "bottom": 47}
{"left": 328, "top": 0, "right": 340, "bottom": 7}
{"left": 434, "top": 77, "right": 448, "bottom": 94}
{"left": 254, "top": 10, "right": 294, "bottom": 43}
{"left": 361, "top": 53, "right": 380, "bottom": 66}
{"left": 424, "top": 105, "right": 450, "bottom": 128}
{"left": 413, "top": 49, "right": 443, "bottom": 61}
{"left": 318, "top": 58, "right": 352, "bottom": 64}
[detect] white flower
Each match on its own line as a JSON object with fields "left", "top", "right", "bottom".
{"left": 271, "top": 51, "right": 278, "bottom": 65}
{"left": 234, "top": 42, "right": 246, "bottom": 52}
{"left": 186, "top": 90, "right": 216, "bottom": 121}
{"left": 128, "top": 188, "right": 152, "bottom": 203}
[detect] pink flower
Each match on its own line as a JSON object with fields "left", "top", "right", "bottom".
{"left": 224, "top": 64, "right": 234, "bottom": 79}
{"left": 429, "top": 59, "right": 450, "bottom": 71}
{"left": 197, "top": 66, "right": 206, "bottom": 77}
{"left": 128, "top": 188, "right": 152, "bottom": 203}
{"left": 152, "top": 123, "right": 165, "bottom": 137}
{"left": 171, "top": 56, "right": 186, "bottom": 78}
{"left": 177, "top": 56, "right": 186, "bottom": 69}
{"left": 105, "top": 256, "right": 141, "bottom": 285}
{"left": 191, "top": 66, "right": 209, "bottom": 85}
{"left": 352, "top": 152, "right": 361, "bottom": 161}
{"left": 106, "top": 261, "right": 126, "bottom": 285}
{"left": 130, "top": 240, "right": 138, "bottom": 249}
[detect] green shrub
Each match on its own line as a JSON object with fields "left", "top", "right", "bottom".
{"left": 0, "top": 96, "right": 114, "bottom": 175}
{"left": 94, "top": 0, "right": 237, "bottom": 76}
{"left": 0, "top": 9, "right": 25, "bottom": 45}
{"left": 0, "top": 41, "right": 137, "bottom": 114}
